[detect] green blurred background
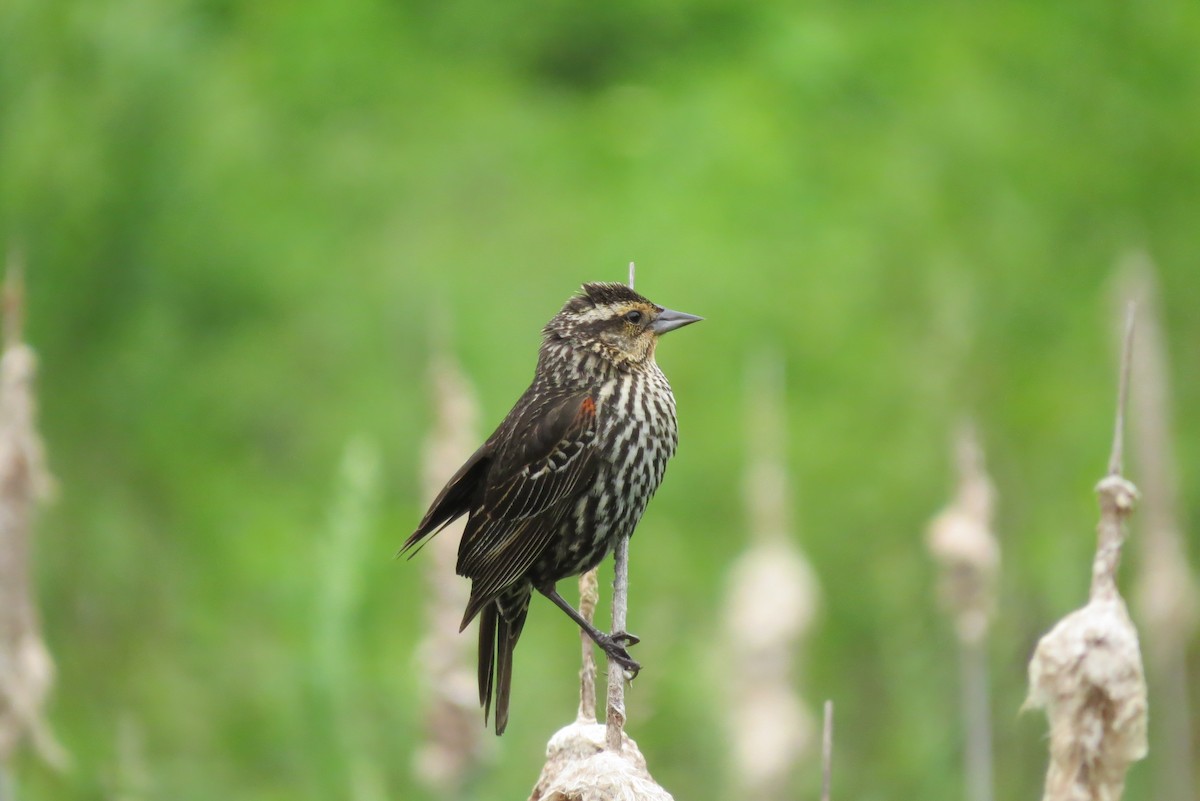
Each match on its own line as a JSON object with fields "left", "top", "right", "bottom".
{"left": 2, "top": 0, "right": 1198, "bottom": 798}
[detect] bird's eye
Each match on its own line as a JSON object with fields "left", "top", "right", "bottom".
{"left": 624, "top": 310, "right": 643, "bottom": 325}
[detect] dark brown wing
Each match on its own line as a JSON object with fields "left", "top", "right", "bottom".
{"left": 456, "top": 387, "right": 600, "bottom": 625}
{"left": 399, "top": 440, "right": 492, "bottom": 557}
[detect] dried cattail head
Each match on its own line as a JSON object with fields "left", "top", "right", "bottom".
{"left": 722, "top": 351, "right": 818, "bottom": 797}
{"left": 729, "top": 352, "right": 818, "bottom": 652}
{"left": 1025, "top": 595, "right": 1148, "bottom": 801}
{"left": 529, "top": 722, "right": 674, "bottom": 801}
{"left": 926, "top": 424, "right": 999, "bottom": 644}
{"left": 0, "top": 260, "right": 66, "bottom": 768}
{"left": 412, "top": 345, "right": 490, "bottom": 790}
{"left": 724, "top": 541, "right": 818, "bottom": 657}
{"left": 1025, "top": 314, "right": 1148, "bottom": 801}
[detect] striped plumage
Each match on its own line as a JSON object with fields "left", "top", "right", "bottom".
{"left": 403, "top": 282, "right": 700, "bottom": 734}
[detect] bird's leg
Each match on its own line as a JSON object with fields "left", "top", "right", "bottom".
{"left": 538, "top": 585, "right": 642, "bottom": 676}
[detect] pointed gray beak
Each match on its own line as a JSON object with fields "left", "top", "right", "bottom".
{"left": 651, "top": 307, "right": 703, "bottom": 335}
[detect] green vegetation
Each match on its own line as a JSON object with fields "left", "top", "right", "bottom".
{"left": 2, "top": 0, "right": 1198, "bottom": 798}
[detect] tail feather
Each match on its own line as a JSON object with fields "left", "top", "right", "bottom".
{"left": 476, "top": 592, "right": 529, "bottom": 735}
{"left": 493, "top": 618, "right": 513, "bottom": 735}
{"left": 478, "top": 604, "right": 496, "bottom": 717}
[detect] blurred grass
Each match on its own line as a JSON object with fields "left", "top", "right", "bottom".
{"left": 2, "top": 0, "right": 1199, "bottom": 798}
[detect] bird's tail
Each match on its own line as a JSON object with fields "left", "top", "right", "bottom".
{"left": 478, "top": 590, "right": 529, "bottom": 735}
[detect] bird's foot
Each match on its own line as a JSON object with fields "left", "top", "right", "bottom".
{"left": 596, "top": 630, "right": 642, "bottom": 677}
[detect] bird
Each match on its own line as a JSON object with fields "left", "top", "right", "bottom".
{"left": 402, "top": 281, "right": 701, "bottom": 734}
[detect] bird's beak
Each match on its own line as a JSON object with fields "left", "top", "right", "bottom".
{"left": 651, "top": 307, "right": 703, "bottom": 335}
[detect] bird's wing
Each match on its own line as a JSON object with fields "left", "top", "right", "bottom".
{"left": 455, "top": 387, "right": 601, "bottom": 619}
{"left": 399, "top": 440, "right": 493, "bottom": 557}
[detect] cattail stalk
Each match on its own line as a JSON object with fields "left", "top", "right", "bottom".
{"left": 1116, "top": 252, "right": 1197, "bottom": 801}
{"left": 0, "top": 251, "right": 67, "bottom": 775}
{"left": 722, "top": 352, "right": 818, "bottom": 798}
{"left": 603, "top": 263, "right": 638, "bottom": 752}
{"left": 1025, "top": 305, "right": 1148, "bottom": 801}
{"left": 412, "top": 346, "right": 489, "bottom": 793}
{"left": 578, "top": 570, "right": 599, "bottom": 723}
{"left": 820, "top": 700, "right": 833, "bottom": 801}
{"left": 926, "top": 423, "right": 999, "bottom": 801}
{"left": 527, "top": 560, "right": 671, "bottom": 801}
{"left": 604, "top": 533, "right": 630, "bottom": 752}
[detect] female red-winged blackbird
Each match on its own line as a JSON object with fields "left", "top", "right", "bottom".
{"left": 403, "top": 282, "right": 700, "bottom": 734}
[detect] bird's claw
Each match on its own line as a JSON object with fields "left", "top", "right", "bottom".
{"left": 609, "top": 630, "right": 640, "bottom": 647}
{"left": 598, "top": 630, "right": 642, "bottom": 678}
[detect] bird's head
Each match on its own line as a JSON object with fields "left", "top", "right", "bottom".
{"left": 543, "top": 282, "right": 702, "bottom": 367}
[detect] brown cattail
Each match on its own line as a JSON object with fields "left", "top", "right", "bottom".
{"left": 927, "top": 423, "right": 999, "bottom": 645}
{"left": 1113, "top": 252, "right": 1196, "bottom": 801}
{"left": 577, "top": 569, "right": 600, "bottom": 724}
{"left": 411, "top": 344, "right": 490, "bottom": 791}
{"left": 927, "top": 422, "right": 999, "bottom": 801}
{"left": 1025, "top": 306, "right": 1148, "bottom": 801}
{"left": 529, "top": 722, "right": 673, "bottom": 801}
{"left": 526, "top": 524, "right": 673, "bottom": 801}
{"left": 722, "top": 353, "right": 818, "bottom": 797}
{"left": 0, "top": 252, "right": 67, "bottom": 769}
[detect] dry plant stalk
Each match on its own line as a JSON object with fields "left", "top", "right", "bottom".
{"left": 0, "top": 254, "right": 66, "bottom": 771}
{"left": 926, "top": 422, "right": 998, "bottom": 801}
{"left": 603, "top": 263, "right": 639, "bottom": 753}
{"left": 578, "top": 569, "right": 599, "bottom": 723}
{"left": 527, "top": 569, "right": 672, "bottom": 801}
{"left": 927, "top": 423, "right": 1000, "bottom": 645}
{"left": 1025, "top": 307, "right": 1148, "bottom": 801}
{"left": 820, "top": 700, "right": 833, "bottom": 801}
{"left": 1115, "top": 252, "right": 1197, "bottom": 801}
{"left": 604, "top": 533, "right": 630, "bottom": 753}
{"left": 412, "top": 346, "right": 490, "bottom": 792}
{"left": 1117, "top": 253, "right": 1199, "bottom": 647}
{"left": 722, "top": 353, "right": 818, "bottom": 798}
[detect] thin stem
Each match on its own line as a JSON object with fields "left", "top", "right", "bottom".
{"left": 1092, "top": 305, "right": 1139, "bottom": 602}
{"left": 604, "top": 263, "right": 637, "bottom": 751}
{"left": 1108, "top": 303, "right": 1135, "bottom": 477}
{"left": 961, "top": 639, "right": 994, "bottom": 801}
{"left": 821, "top": 700, "right": 833, "bottom": 801}
{"left": 3, "top": 247, "right": 24, "bottom": 348}
{"left": 605, "top": 529, "right": 630, "bottom": 751}
{"left": 1118, "top": 252, "right": 1197, "bottom": 801}
{"left": 578, "top": 569, "right": 598, "bottom": 722}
